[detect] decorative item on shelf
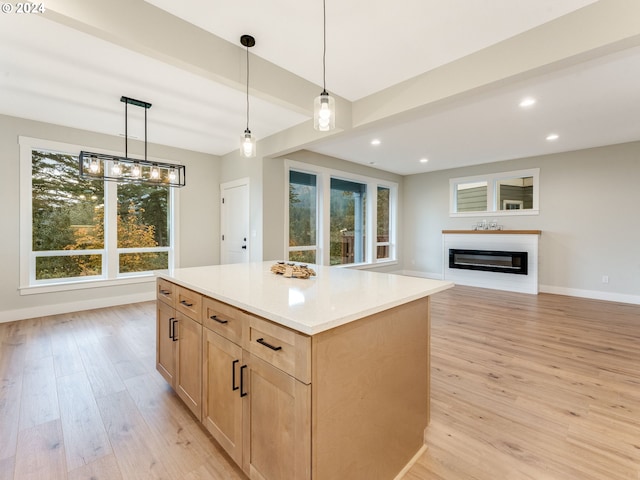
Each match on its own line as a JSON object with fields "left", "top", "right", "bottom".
{"left": 313, "top": 0, "right": 335, "bottom": 131}
{"left": 270, "top": 262, "right": 316, "bottom": 279}
{"left": 79, "top": 96, "right": 186, "bottom": 187}
{"left": 240, "top": 34, "right": 257, "bottom": 158}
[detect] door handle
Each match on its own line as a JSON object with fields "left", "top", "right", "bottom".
{"left": 241, "top": 245, "right": 247, "bottom": 250}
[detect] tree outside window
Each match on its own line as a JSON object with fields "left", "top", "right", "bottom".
{"left": 31, "top": 149, "right": 170, "bottom": 282}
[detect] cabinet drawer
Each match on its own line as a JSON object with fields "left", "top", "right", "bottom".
{"left": 157, "top": 278, "right": 175, "bottom": 307}
{"left": 176, "top": 286, "right": 203, "bottom": 323}
{"left": 245, "top": 314, "right": 311, "bottom": 384}
{"left": 203, "top": 297, "right": 243, "bottom": 345}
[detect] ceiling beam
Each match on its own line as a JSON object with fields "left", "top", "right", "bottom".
{"left": 352, "top": 0, "right": 640, "bottom": 129}
{"left": 43, "top": 0, "right": 351, "bottom": 126}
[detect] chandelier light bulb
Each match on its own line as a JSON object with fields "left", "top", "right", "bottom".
{"left": 89, "top": 158, "right": 100, "bottom": 174}
{"left": 168, "top": 168, "right": 177, "bottom": 182}
{"left": 131, "top": 163, "right": 141, "bottom": 178}
{"left": 111, "top": 162, "right": 122, "bottom": 176}
{"left": 150, "top": 166, "right": 160, "bottom": 180}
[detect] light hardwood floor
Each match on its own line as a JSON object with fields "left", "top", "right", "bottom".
{"left": 1, "top": 286, "right": 639, "bottom": 479}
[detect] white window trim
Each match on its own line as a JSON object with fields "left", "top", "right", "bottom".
{"left": 449, "top": 167, "right": 540, "bottom": 217}
{"left": 19, "top": 136, "right": 180, "bottom": 294}
{"left": 284, "top": 159, "right": 398, "bottom": 267}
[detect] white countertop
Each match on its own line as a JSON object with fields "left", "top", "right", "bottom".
{"left": 158, "top": 262, "right": 453, "bottom": 335}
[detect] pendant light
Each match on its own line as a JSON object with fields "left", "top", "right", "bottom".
{"left": 314, "top": 0, "right": 335, "bottom": 131}
{"left": 240, "top": 34, "right": 256, "bottom": 158}
{"left": 79, "top": 96, "right": 186, "bottom": 187}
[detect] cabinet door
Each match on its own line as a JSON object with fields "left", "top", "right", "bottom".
{"left": 175, "top": 312, "right": 203, "bottom": 419}
{"left": 156, "top": 300, "right": 177, "bottom": 386}
{"left": 242, "top": 353, "right": 311, "bottom": 480}
{"left": 202, "top": 329, "right": 243, "bottom": 465}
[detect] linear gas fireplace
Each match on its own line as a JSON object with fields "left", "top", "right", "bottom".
{"left": 449, "top": 249, "right": 528, "bottom": 275}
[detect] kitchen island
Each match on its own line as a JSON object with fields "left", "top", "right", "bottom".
{"left": 156, "top": 262, "right": 452, "bottom": 480}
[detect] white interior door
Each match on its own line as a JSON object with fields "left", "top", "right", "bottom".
{"left": 221, "top": 179, "right": 250, "bottom": 264}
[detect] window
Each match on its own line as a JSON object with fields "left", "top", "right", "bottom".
{"left": 288, "top": 170, "right": 318, "bottom": 263}
{"left": 330, "top": 178, "right": 367, "bottom": 265}
{"left": 286, "top": 160, "right": 397, "bottom": 267}
{"left": 21, "top": 137, "right": 176, "bottom": 291}
{"left": 376, "top": 186, "right": 390, "bottom": 260}
{"left": 450, "top": 168, "right": 539, "bottom": 217}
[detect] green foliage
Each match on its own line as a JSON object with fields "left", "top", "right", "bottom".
{"left": 31, "top": 149, "right": 169, "bottom": 279}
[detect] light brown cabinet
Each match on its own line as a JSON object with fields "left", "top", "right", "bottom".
{"left": 202, "top": 327, "right": 243, "bottom": 465}
{"left": 201, "top": 294, "right": 310, "bottom": 480}
{"left": 156, "top": 281, "right": 202, "bottom": 420}
{"left": 242, "top": 352, "right": 310, "bottom": 480}
{"left": 158, "top": 277, "right": 430, "bottom": 480}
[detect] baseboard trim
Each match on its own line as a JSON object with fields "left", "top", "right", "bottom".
{"left": 0, "top": 292, "right": 156, "bottom": 324}
{"left": 399, "top": 271, "right": 640, "bottom": 306}
{"left": 400, "top": 270, "right": 443, "bottom": 280}
{"left": 539, "top": 285, "right": 640, "bottom": 305}
{"left": 393, "top": 444, "right": 428, "bottom": 480}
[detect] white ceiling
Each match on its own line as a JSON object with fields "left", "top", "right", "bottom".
{"left": 2, "top": 0, "right": 639, "bottom": 176}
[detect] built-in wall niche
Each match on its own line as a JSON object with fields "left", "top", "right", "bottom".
{"left": 450, "top": 168, "right": 539, "bottom": 217}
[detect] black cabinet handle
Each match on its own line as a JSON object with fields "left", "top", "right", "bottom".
{"left": 256, "top": 338, "right": 282, "bottom": 351}
{"left": 180, "top": 300, "right": 193, "bottom": 307}
{"left": 160, "top": 289, "right": 171, "bottom": 295}
{"left": 169, "top": 317, "right": 175, "bottom": 339}
{"left": 171, "top": 319, "right": 179, "bottom": 341}
{"left": 240, "top": 365, "right": 248, "bottom": 397}
{"left": 232, "top": 359, "right": 239, "bottom": 391}
{"left": 210, "top": 315, "right": 228, "bottom": 324}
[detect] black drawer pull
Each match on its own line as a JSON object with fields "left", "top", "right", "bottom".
{"left": 180, "top": 300, "right": 193, "bottom": 307}
{"left": 160, "top": 289, "right": 171, "bottom": 295}
{"left": 232, "top": 359, "right": 239, "bottom": 391}
{"left": 169, "top": 317, "right": 175, "bottom": 339}
{"left": 256, "top": 338, "right": 282, "bottom": 351}
{"left": 210, "top": 315, "right": 228, "bottom": 324}
{"left": 171, "top": 319, "right": 179, "bottom": 341}
{"left": 240, "top": 365, "right": 248, "bottom": 397}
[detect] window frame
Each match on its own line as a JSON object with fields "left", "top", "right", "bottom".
{"left": 449, "top": 168, "right": 540, "bottom": 217}
{"left": 19, "top": 136, "right": 180, "bottom": 294}
{"left": 285, "top": 160, "right": 398, "bottom": 267}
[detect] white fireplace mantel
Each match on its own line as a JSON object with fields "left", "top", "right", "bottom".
{"left": 442, "top": 230, "right": 541, "bottom": 294}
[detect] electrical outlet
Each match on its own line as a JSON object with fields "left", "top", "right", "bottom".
{"left": 602, "top": 275, "right": 609, "bottom": 284}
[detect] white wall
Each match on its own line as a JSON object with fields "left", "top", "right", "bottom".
{"left": 0, "top": 114, "right": 220, "bottom": 322}
{"left": 402, "top": 141, "right": 640, "bottom": 304}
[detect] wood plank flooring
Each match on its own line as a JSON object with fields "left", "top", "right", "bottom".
{"left": 0, "top": 302, "right": 245, "bottom": 480}
{"left": 405, "top": 286, "right": 640, "bottom": 480}
{"left": 1, "top": 286, "right": 639, "bottom": 479}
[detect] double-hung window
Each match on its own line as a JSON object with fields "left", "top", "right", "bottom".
{"left": 20, "top": 137, "right": 176, "bottom": 292}
{"left": 286, "top": 160, "right": 397, "bottom": 267}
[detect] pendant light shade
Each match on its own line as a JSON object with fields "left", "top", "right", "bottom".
{"left": 240, "top": 34, "right": 257, "bottom": 158}
{"left": 314, "top": 0, "right": 335, "bottom": 131}
{"left": 241, "top": 128, "right": 256, "bottom": 158}
{"left": 314, "top": 90, "right": 335, "bottom": 131}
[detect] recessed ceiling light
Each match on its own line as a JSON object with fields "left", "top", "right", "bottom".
{"left": 519, "top": 97, "right": 536, "bottom": 108}
{"left": 370, "top": 139, "right": 381, "bottom": 146}
{"left": 419, "top": 158, "right": 429, "bottom": 163}
{"left": 546, "top": 133, "right": 559, "bottom": 141}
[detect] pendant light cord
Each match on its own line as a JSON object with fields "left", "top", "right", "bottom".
{"left": 246, "top": 43, "right": 250, "bottom": 131}
{"left": 322, "top": 0, "right": 327, "bottom": 93}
